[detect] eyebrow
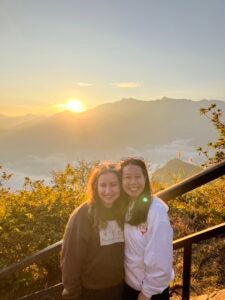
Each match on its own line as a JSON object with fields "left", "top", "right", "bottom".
{"left": 123, "top": 172, "right": 142, "bottom": 176}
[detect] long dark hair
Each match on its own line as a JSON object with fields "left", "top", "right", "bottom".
{"left": 119, "top": 158, "right": 152, "bottom": 226}
{"left": 87, "top": 162, "right": 126, "bottom": 229}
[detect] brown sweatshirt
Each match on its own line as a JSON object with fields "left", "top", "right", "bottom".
{"left": 61, "top": 202, "right": 124, "bottom": 300}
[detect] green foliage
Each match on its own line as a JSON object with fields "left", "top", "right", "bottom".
{"left": 153, "top": 176, "right": 225, "bottom": 295}
{"left": 0, "top": 161, "right": 94, "bottom": 300}
{"left": 197, "top": 103, "right": 225, "bottom": 166}
{"left": 169, "top": 179, "right": 225, "bottom": 295}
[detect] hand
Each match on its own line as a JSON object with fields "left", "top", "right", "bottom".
{"left": 137, "top": 292, "right": 150, "bottom": 300}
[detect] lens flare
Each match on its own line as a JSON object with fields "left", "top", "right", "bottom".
{"left": 142, "top": 197, "right": 148, "bottom": 203}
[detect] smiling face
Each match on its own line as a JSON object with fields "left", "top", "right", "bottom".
{"left": 97, "top": 172, "right": 120, "bottom": 208}
{"left": 122, "top": 164, "right": 146, "bottom": 200}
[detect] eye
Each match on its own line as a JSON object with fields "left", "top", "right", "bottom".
{"left": 99, "top": 183, "right": 107, "bottom": 188}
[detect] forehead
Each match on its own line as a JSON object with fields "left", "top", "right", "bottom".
{"left": 98, "top": 172, "right": 119, "bottom": 183}
{"left": 122, "top": 164, "right": 143, "bottom": 175}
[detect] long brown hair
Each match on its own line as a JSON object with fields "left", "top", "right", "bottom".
{"left": 87, "top": 162, "right": 126, "bottom": 229}
{"left": 119, "top": 158, "right": 152, "bottom": 226}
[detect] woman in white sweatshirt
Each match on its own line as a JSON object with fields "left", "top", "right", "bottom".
{"left": 120, "top": 158, "right": 174, "bottom": 300}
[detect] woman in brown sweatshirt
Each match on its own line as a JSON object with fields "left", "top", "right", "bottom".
{"left": 61, "top": 163, "right": 126, "bottom": 300}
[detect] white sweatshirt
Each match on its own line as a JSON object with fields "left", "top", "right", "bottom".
{"left": 124, "top": 196, "right": 174, "bottom": 299}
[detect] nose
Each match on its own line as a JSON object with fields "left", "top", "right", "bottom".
{"left": 130, "top": 177, "right": 136, "bottom": 184}
{"left": 105, "top": 186, "right": 112, "bottom": 194}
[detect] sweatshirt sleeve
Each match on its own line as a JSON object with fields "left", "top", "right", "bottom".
{"left": 60, "top": 205, "right": 90, "bottom": 300}
{"left": 141, "top": 200, "right": 173, "bottom": 299}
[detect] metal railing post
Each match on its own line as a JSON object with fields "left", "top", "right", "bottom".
{"left": 182, "top": 243, "right": 192, "bottom": 300}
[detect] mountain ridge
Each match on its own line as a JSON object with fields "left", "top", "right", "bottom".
{"left": 0, "top": 97, "right": 224, "bottom": 174}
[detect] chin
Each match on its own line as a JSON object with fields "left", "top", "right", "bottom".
{"left": 129, "top": 193, "right": 140, "bottom": 198}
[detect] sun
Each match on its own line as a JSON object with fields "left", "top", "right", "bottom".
{"left": 64, "top": 99, "right": 84, "bottom": 112}
{"left": 55, "top": 99, "right": 85, "bottom": 113}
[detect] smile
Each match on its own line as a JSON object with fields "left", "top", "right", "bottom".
{"left": 129, "top": 187, "right": 139, "bottom": 191}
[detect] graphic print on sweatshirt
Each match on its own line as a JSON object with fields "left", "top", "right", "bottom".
{"left": 137, "top": 222, "right": 148, "bottom": 235}
{"left": 99, "top": 220, "right": 124, "bottom": 246}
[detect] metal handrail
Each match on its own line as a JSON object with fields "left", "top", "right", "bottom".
{"left": 173, "top": 222, "right": 225, "bottom": 300}
{"left": 156, "top": 159, "right": 225, "bottom": 201}
{"left": 173, "top": 222, "right": 225, "bottom": 250}
{"left": 12, "top": 223, "right": 225, "bottom": 300}
{"left": 0, "top": 241, "right": 62, "bottom": 279}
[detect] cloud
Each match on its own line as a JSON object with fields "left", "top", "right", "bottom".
{"left": 123, "top": 139, "right": 204, "bottom": 169}
{"left": 74, "top": 82, "right": 93, "bottom": 87}
{"left": 111, "top": 82, "right": 141, "bottom": 88}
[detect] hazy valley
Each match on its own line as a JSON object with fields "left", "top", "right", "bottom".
{"left": 0, "top": 97, "right": 224, "bottom": 189}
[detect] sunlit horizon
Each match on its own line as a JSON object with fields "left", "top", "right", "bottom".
{"left": 1, "top": 95, "right": 225, "bottom": 117}
{"left": 53, "top": 99, "right": 85, "bottom": 113}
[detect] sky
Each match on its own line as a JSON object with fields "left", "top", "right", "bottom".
{"left": 0, "top": 0, "right": 225, "bottom": 115}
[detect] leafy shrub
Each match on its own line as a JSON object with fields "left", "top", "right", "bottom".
{"left": 0, "top": 161, "right": 94, "bottom": 300}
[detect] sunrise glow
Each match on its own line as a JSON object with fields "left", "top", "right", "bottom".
{"left": 64, "top": 100, "right": 84, "bottom": 112}
{"left": 54, "top": 99, "right": 85, "bottom": 113}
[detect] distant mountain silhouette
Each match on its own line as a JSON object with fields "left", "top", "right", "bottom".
{"left": 0, "top": 114, "right": 45, "bottom": 130}
{"left": 0, "top": 97, "right": 224, "bottom": 174}
{"left": 152, "top": 158, "right": 203, "bottom": 186}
